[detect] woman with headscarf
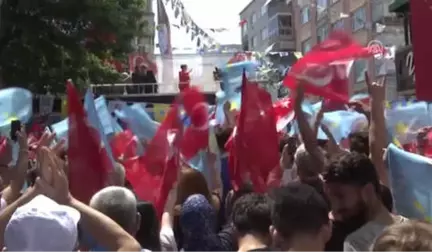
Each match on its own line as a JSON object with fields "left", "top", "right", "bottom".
{"left": 180, "top": 194, "right": 233, "bottom": 251}
{"left": 172, "top": 167, "right": 222, "bottom": 249}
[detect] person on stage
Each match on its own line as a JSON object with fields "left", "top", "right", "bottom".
{"left": 178, "top": 64, "right": 192, "bottom": 92}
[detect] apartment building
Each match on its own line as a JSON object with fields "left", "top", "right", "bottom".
{"left": 294, "top": 0, "right": 405, "bottom": 100}
{"left": 239, "top": 0, "right": 296, "bottom": 52}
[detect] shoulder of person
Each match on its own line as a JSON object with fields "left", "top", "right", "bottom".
{"left": 344, "top": 221, "right": 385, "bottom": 251}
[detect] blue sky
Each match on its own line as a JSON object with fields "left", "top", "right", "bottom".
{"left": 153, "top": 0, "right": 251, "bottom": 54}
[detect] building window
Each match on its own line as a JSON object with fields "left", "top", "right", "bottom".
{"left": 261, "top": 27, "right": 268, "bottom": 40}
{"left": 302, "top": 38, "right": 312, "bottom": 54}
{"left": 261, "top": 4, "right": 267, "bottom": 17}
{"left": 268, "top": 14, "right": 293, "bottom": 38}
{"left": 352, "top": 7, "right": 366, "bottom": 32}
{"left": 371, "top": 1, "right": 384, "bottom": 23}
{"left": 317, "top": 23, "right": 329, "bottom": 43}
{"left": 241, "top": 22, "right": 248, "bottom": 35}
{"left": 250, "top": 36, "right": 257, "bottom": 49}
{"left": 251, "top": 13, "right": 257, "bottom": 24}
{"left": 316, "top": 0, "right": 328, "bottom": 17}
{"left": 300, "top": 7, "right": 310, "bottom": 24}
{"left": 331, "top": 19, "right": 344, "bottom": 30}
{"left": 354, "top": 59, "right": 367, "bottom": 82}
{"left": 279, "top": 15, "right": 292, "bottom": 36}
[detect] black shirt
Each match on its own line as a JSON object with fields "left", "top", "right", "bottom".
{"left": 325, "top": 220, "right": 364, "bottom": 251}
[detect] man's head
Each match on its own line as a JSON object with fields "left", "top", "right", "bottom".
{"left": 293, "top": 144, "right": 324, "bottom": 180}
{"left": 348, "top": 131, "right": 369, "bottom": 155}
{"left": 107, "top": 162, "right": 125, "bottom": 187}
{"left": 89, "top": 186, "right": 139, "bottom": 235}
{"left": 5, "top": 195, "right": 80, "bottom": 251}
{"left": 180, "top": 64, "right": 188, "bottom": 71}
{"left": 323, "top": 152, "right": 380, "bottom": 222}
{"left": 139, "top": 63, "right": 148, "bottom": 73}
{"left": 270, "top": 183, "right": 331, "bottom": 249}
{"left": 231, "top": 193, "right": 271, "bottom": 241}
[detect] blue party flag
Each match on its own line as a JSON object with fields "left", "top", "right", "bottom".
{"left": 51, "top": 118, "right": 69, "bottom": 147}
{"left": 84, "top": 90, "right": 115, "bottom": 168}
{"left": 386, "top": 101, "right": 431, "bottom": 145}
{"left": 220, "top": 61, "right": 258, "bottom": 96}
{"left": 386, "top": 143, "right": 432, "bottom": 222}
{"left": 0, "top": 88, "right": 32, "bottom": 136}
{"left": 94, "top": 96, "right": 115, "bottom": 137}
{"left": 321, "top": 110, "right": 368, "bottom": 143}
{"left": 126, "top": 103, "right": 159, "bottom": 140}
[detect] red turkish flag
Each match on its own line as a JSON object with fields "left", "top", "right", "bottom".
{"left": 284, "top": 31, "right": 372, "bottom": 103}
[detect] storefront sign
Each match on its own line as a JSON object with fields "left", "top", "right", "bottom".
{"left": 395, "top": 45, "right": 415, "bottom": 93}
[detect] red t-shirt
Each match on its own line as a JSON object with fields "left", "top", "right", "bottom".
{"left": 179, "top": 70, "right": 190, "bottom": 91}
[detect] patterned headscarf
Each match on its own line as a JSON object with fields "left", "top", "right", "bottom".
{"left": 179, "top": 194, "right": 223, "bottom": 251}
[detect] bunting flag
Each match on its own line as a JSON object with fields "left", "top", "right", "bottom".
{"left": 67, "top": 81, "right": 110, "bottom": 204}
{"left": 164, "top": 0, "right": 218, "bottom": 48}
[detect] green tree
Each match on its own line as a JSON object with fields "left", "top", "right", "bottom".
{"left": 0, "top": 0, "right": 149, "bottom": 94}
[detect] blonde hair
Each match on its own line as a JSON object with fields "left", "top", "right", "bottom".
{"left": 372, "top": 220, "right": 432, "bottom": 251}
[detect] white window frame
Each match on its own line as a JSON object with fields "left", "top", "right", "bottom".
{"left": 261, "top": 27, "right": 268, "bottom": 41}
{"left": 300, "top": 7, "right": 310, "bottom": 24}
{"left": 316, "top": 0, "right": 328, "bottom": 17}
{"left": 251, "top": 13, "right": 257, "bottom": 24}
{"left": 317, "top": 24, "right": 329, "bottom": 43}
{"left": 261, "top": 5, "right": 267, "bottom": 17}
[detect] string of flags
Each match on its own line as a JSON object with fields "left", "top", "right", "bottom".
{"left": 162, "top": 0, "right": 218, "bottom": 48}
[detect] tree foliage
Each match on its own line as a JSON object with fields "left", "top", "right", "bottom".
{"left": 0, "top": 0, "right": 149, "bottom": 93}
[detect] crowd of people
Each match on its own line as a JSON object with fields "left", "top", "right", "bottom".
{"left": 0, "top": 70, "right": 431, "bottom": 252}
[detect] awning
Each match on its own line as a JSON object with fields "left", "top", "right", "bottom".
{"left": 264, "top": 43, "right": 275, "bottom": 54}
{"left": 264, "top": 0, "right": 272, "bottom": 7}
{"left": 388, "top": 0, "right": 409, "bottom": 13}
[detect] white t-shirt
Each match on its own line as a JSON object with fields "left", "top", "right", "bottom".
{"left": 0, "top": 197, "right": 7, "bottom": 211}
{"left": 344, "top": 215, "right": 408, "bottom": 251}
{"left": 281, "top": 168, "right": 297, "bottom": 185}
{"left": 160, "top": 226, "right": 178, "bottom": 251}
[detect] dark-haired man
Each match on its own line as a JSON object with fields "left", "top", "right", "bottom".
{"left": 323, "top": 152, "right": 406, "bottom": 251}
{"left": 270, "top": 182, "right": 331, "bottom": 251}
{"left": 232, "top": 193, "right": 272, "bottom": 251}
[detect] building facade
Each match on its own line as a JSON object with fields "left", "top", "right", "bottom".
{"left": 293, "top": 0, "right": 405, "bottom": 100}
{"left": 239, "top": 0, "right": 296, "bottom": 52}
{"left": 389, "top": 0, "right": 415, "bottom": 99}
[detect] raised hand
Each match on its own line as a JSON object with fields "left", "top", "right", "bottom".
{"left": 16, "top": 126, "right": 28, "bottom": 150}
{"left": 36, "top": 147, "right": 71, "bottom": 204}
{"left": 365, "top": 72, "right": 386, "bottom": 102}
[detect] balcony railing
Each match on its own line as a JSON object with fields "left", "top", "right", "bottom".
{"left": 90, "top": 83, "right": 173, "bottom": 96}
